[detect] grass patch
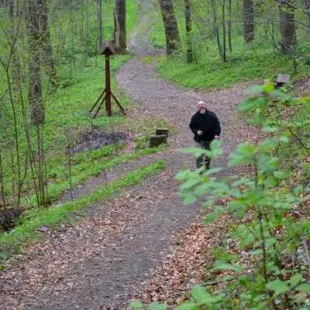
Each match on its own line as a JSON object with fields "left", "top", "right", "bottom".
{"left": 0, "top": 160, "right": 166, "bottom": 261}
{"left": 156, "top": 50, "right": 298, "bottom": 90}
{"left": 44, "top": 144, "right": 167, "bottom": 204}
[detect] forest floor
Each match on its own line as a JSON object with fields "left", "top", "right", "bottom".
{"left": 0, "top": 2, "right": 263, "bottom": 310}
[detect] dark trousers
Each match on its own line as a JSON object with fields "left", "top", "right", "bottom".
{"left": 195, "top": 140, "right": 211, "bottom": 170}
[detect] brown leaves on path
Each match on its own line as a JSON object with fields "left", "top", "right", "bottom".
{"left": 132, "top": 215, "right": 230, "bottom": 307}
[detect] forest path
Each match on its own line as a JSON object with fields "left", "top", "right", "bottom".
{"left": 1, "top": 3, "right": 255, "bottom": 310}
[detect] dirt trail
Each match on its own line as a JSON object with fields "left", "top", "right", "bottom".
{"left": 0, "top": 3, "right": 255, "bottom": 309}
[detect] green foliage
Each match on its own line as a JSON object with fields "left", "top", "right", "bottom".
{"left": 130, "top": 301, "right": 167, "bottom": 310}
{"left": 0, "top": 160, "right": 166, "bottom": 260}
{"left": 134, "top": 85, "right": 310, "bottom": 308}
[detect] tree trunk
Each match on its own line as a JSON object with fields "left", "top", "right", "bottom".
{"left": 26, "top": 0, "right": 44, "bottom": 125}
{"left": 244, "top": 0, "right": 254, "bottom": 43}
{"left": 184, "top": 0, "right": 193, "bottom": 63}
{"left": 7, "top": 0, "right": 19, "bottom": 83}
{"left": 8, "top": 0, "right": 17, "bottom": 17}
{"left": 97, "top": 0, "right": 103, "bottom": 50}
{"left": 159, "top": 0, "right": 181, "bottom": 56}
{"left": 228, "top": 0, "right": 232, "bottom": 52}
{"left": 0, "top": 150, "right": 7, "bottom": 211}
{"left": 211, "top": 0, "right": 223, "bottom": 60}
{"left": 222, "top": 0, "right": 227, "bottom": 62}
{"left": 115, "top": 0, "right": 126, "bottom": 52}
{"left": 37, "top": 0, "right": 57, "bottom": 87}
{"left": 305, "top": 0, "right": 310, "bottom": 30}
{"left": 279, "top": 1, "right": 296, "bottom": 53}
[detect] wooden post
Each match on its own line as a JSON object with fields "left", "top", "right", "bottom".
{"left": 149, "top": 135, "right": 167, "bottom": 147}
{"left": 105, "top": 55, "right": 112, "bottom": 116}
{"left": 156, "top": 128, "right": 169, "bottom": 137}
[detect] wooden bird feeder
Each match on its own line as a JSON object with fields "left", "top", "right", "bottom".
{"left": 100, "top": 41, "right": 115, "bottom": 56}
{"left": 89, "top": 40, "right": 125, "bottom": 118}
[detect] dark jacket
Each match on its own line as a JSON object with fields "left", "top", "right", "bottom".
{"left": 189, "top": 110, "right": 221, "bottom": 142}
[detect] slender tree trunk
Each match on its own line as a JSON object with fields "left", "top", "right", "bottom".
{"left": 28, "top": 47, "right": 44, "bottom": 126}
{"left": 0, "top": 150, "right": 7, "bottom": 211}
{"left": 8, "top": 0, "right": 19, "bottom": 94}
{"left": 222, "top": 0, "right": 227, "bottom": 62}
{"left": 5, "top": 63, "right": 22, "bottom": 207}
{"left": 184, "top": 0, "right": 193, "bottom": 63}
{"left": 159, "top": 0, "right": 181, "bottom": 56}
{"left": 115, "top": 0, "right": 126, "bottom": 52}
{"left": 244, "top": 0, "right": 255, "bottom": 43}
{"left": 8, "top": 0, "right": 17, "bottom": 17}
{"left": 17, "top": 58, "right": 42, "bottom": 208}
{"left": 228, "top": 0, "right": 232, "bottom": 52}
{"left": 279, "top": 1, "right": 296, "bottom": 53}
{"left": 26, "top": 0, "right": 44, "bottom": 125}
{"left": 271, "top": 18, "right": 277, "bottom": 53}
{"left": 38, "top": 0, "right": 57, "bottom": 87}
{"left": 97, "top": 0, "right": 103, "bottom": 49}
{"left": 305, "top": 0, "right": 310, "bottom": 31}
{"left": 211, "top": 0, "right": 223, "bottom": 60}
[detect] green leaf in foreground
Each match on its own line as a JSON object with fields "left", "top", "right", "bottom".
{"left": 191, "top": 286, "right": 212, "bottom": 303}
{"left": 296, "top": 283, "right": 310, "bottom": 293}
{"left": 213, "top": 263, "right": 243, "bottom": 273}
{"left": 130, "top": 300, "right": 144, "bottom": 309}
{"left": 204, "top": 207, "right": 223, "bottom": 224}
{"left": 176, "top": 302, "right": 199, "bottom": 310}
{"left": 148, "top": 302, "right": 167, "bottom": 310}
{"left": 266, "top": 279, "right": 289, "bottom": 296}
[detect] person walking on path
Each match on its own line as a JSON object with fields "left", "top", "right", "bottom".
{"left": 189, "top": 101, "right": 221, "bottom": 170}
